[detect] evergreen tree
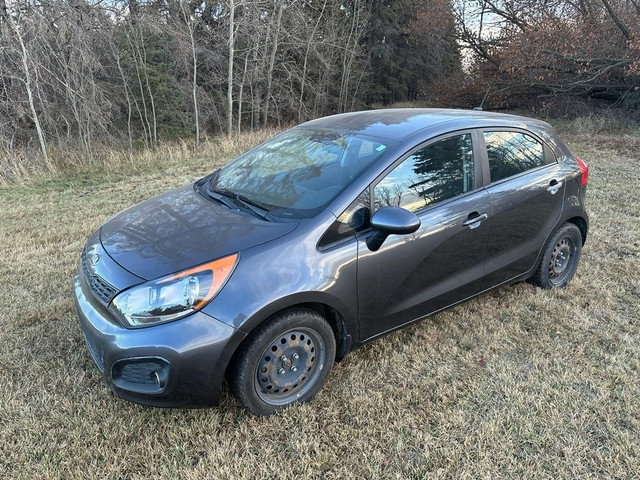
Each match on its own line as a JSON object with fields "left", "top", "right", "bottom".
{"left": 362, "top": 0, "right": 461, "bottom": 105}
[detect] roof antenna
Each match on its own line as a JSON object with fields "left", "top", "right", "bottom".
{"left": 473, "top": 85, "right": 491, "bottom": 111}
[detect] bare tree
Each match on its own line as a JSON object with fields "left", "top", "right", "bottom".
{"left": 0, "top": 0, "right": 471, "bottom": 182}
{"left": 262, "top": 1, "right": 283, "bottom": 127}
{"left": 237, "top": 46, "right": 250, "bottom": 135}
{"left": 227, "top": 0, "right": 236, "bottom": 137}
{"left": 297, "top": 0, "right": 327, "bottom": 121}
{"left": 6, "top": 15, "right": 48, "bottom": 162}
{"left": 453, "top": 0, "right": 640, "bottom": 107}
{"left": 181, "top": 0, "right": 200, "bottom": 146}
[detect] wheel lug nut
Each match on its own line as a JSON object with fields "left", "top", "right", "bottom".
{"left": 278, "top": 368, "right": 286, "bottom": 375}
{"left": 291, "top": 366, "right": 297, "bottom": 372}
{"left": 292, "top": 353, "right": 299, "bottom": 359}
{"left": 281, "top": 355, "right": 288, "bottom": 362}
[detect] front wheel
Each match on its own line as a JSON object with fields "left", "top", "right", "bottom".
{"left": 530, "top": 222, "right": 583, "bottom": 289}
{"left": 228, "top": 308, "right": 336, "bottom": 416}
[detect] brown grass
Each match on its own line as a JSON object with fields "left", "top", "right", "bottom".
{"left": 0, "top": 129, "right": 281, "bottom": 185}
{"left": 1, "top": 126, "right": 639, "bottom": 479}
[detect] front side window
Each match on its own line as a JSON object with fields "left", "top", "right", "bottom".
{"left": 483, "top": 131, "right": 545, "bottom": 183}
{"left": 373, "top": 134, "right": 475, "bottom": 213}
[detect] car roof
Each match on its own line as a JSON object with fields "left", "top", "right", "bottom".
{"left": 300, "top": 108, "right": 553, "bottom": 142}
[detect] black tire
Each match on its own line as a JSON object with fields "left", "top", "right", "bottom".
{"left": 228, "top": 308, "right": 336, "bottom": 416}
{"left": 530, "top": 222, "right": 582, "bottom": 289}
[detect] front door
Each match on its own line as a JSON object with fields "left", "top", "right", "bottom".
{"left": 357, "top": 132, "right": 492, "bottom": 341}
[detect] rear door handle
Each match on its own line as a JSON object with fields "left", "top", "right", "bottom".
{"left": 462, "top": 212, "right": 488, "bottom": 229}
{"left": 547, "top": 179, "right": 563, "bottom": 195}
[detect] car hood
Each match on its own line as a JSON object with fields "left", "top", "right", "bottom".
{"left": 100, "top": 184, "right": 298, "bottom": 280}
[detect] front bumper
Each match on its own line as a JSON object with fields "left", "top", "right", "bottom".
{"left": 74, "top": 271, "right": 242, "bottom": 407}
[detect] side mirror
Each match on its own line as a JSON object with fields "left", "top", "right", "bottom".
{"left": 366, "top": 206, "right": 420, "bottom": 251}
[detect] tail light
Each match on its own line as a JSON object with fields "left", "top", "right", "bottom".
{"left": 575, "top": 156, "right": 588, "bottom": 186}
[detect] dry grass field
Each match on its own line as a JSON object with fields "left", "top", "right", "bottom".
{"left": 1, "top": 123, "right": 639, "bottom": 479}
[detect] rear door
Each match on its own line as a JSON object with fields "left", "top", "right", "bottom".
{"left": 480, "top": 129, "right": 565, "bottom": 286}
{"left": 357, "top": 131, "right": 492, "bottom": 341}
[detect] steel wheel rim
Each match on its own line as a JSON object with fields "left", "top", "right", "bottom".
{"left": 254, "top": 327, "right": 325, "bottom": 406}
{"left": 548, "top": 236, "right": 576, "bottom": 285}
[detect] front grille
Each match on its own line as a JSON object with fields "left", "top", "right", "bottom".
{"left": 83, "top": 333, "right": 104, "bottom": 372}
{"left": 81, "top": 247, "right": 117, "bottom": 305}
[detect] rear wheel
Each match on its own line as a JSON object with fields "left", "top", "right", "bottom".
{"left": 228, "top": 308, "right": 336, "bottom": 416}
{"left": 530, "top": 223, "right": 582, "bottom": 289}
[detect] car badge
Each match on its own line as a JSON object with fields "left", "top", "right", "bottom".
{"left": 90, "top": 254, "right": 101, "bottom": 266}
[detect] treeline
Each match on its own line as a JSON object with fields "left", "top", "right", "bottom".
{"left": 0, "top": 0, "right": 459, "bottom": 161}
{"left": 0, "top": 0, "right": 638, "bottom": 167}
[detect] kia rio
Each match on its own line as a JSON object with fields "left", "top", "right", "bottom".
{"left": 74, "top": 109, "right": 589, "bottom": 415}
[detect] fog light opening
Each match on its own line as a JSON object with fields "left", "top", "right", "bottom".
{"left": 153, "top": 369, "right": 168, "bottom": 389}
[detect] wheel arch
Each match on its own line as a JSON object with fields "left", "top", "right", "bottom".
{"left": 295, "top": 301, "right": 351, "bottom": 361}
{"left": 566, "top": 215, "right": 588, "bottom": 245}
{"left": 223, "top": 295, "right": 354, "bottom": 381}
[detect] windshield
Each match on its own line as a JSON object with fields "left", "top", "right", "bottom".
{"left": 207, "top": 128, "right": 391, "bottom": 219}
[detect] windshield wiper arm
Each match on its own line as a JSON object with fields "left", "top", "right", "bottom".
{"left": 210, "top": 187, "right": 272, "bottom": 221}
{"left": 235, "top": 193, "right": 270, "bottom": 212}
{"left": 234, "top": 194, "right": 272, "bottom": 221}
{"left": 206, "top": 187, "right": 238, "bottom": 210}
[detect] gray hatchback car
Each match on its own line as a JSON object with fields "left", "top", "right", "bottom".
{"left": 74, "top": 109, "right": 589, "bottom": 415}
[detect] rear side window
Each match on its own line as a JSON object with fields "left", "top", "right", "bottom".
{"left": 374, "top": 133, "right": 474, "bottom": 213}
{"left": 483, "top": 131, "right": 545, "bottom": 182}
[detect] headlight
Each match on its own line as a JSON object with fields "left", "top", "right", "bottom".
{"left": 110, "top": 253, "right": 238, "bottom": 328}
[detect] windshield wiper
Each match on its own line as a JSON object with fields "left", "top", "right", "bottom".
{"left": 209, "top": 187, "right": 272, "bottom": 222}
{"left": 206, "top": 187, "right": 238, "bottom": 210}
{"left": 235, "top": 193, "right": 270, "bottom": 213}
{"left": 234, "top": 193, "right": 272, "bottom": 221}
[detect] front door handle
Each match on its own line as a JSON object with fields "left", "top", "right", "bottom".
{"left": 547, "top": 179, "right": 563, "bottom": 195}
{"left": 462, "top": 212, "right": 488, "bottom": 229}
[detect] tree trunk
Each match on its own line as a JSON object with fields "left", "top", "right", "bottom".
{"left": 138, "top": 25, "right": 157, "bottom": 145}
{"left": 298, "top": 0, "right": 327, "bottom": 122}
{"left": 183, "top": 3, "right": 200, "bottom": 147}
{"left": 126, "top": 32, "right": 152, "bottom": 147}
{"left": 0, "top": 0, "right": 7, "bottom": 37}
{"left": 10, "top": 19, "right": 48, "bottom": 162}
{"left": 114, "top": 48, "right": 134, "bottom": 151}
{"left": 227, "top": 0, "right": 235, "bottom": 137}
{"left": 191, "top": 41, "right": 199, "bottom": 147}
{"left": 339, "top": 3, "right": 359, "bottom": 112}
{"left": 262, "top": 1, "right": 283, "bottom": 128}
{"left": 253, "top": 20, "right": 270, "bottom": 129}
{"left": 237, "top": 47, "right": 250, "bottom": 136}
{"left": 600, "top": 0, "right": 631, "bottom": 40}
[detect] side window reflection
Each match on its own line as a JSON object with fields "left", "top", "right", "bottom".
{"left": 484, "top": 131, "right": 545, "bottom": 182}
{"left": 374, "top": 134, "right": 474, "bottom": 213}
